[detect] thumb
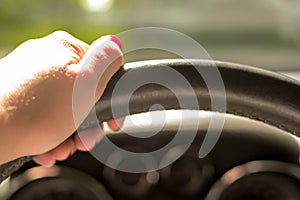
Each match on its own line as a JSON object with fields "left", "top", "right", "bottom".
{"left": 72, "top": 35, "right": 123, "bottom": 99}
{"left": 71, "top": 35, "right": 123, "bottom": 128}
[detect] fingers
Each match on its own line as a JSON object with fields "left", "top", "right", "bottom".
{"left": 43, "top": 31, "right": 88, "bottom": 67}
{"left": 33, "top": 127, "right": 100, "bottom": 167}
{"left": 75, "top": 34, "right": 122, "bottom": 72}
{"left": 70, "top": 35, "right": 123, "bottom": 130}
{"left": 33, "top": 119, "right": 123, "bottom": 167}
{"left": 107, "top": 117, "right": 125, "bottom": 131}
{"left": 71, "top": 35, "right": 123, "bottom": 101}
{"left": 41, "top": 31, "right": 89, "bottom": 64}
{"left": 32, "top": 32, "right": 123, "bottom": 167}
{"left": 33, "top": 137, "right": 76, "bottom": 167}
{"left": 74, "top": 125, "right": 104, "bottom": 151}
{"left": 33, "top": 154, "right": 56, "bottom": 167}
{"left": 73, "top": 118, "right": 125, "bottom": 153}
{"left": 45, "top": 31, "right": 89, "bottom": 58}
{"left": 50, "top": 137, "right": 76, "bottom": 160}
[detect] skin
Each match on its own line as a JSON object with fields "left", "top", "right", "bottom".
{"left": 0, "top": 31, "right": 124, "bottom": 166}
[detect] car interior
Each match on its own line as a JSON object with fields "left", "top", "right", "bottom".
{"left": 0, "top": 0, "right": 299, "bottom": 200}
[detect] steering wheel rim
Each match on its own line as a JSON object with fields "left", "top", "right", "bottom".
{"left": 1, "top": 59, "right": 300, "bottom": 183}
{"left": 82, "top": 59, "right": 300, "bottom": 137}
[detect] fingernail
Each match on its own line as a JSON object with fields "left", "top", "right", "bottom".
{"left": 110, "top": 35, "right": 122, "bottom": 49}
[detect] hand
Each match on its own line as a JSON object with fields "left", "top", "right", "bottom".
{"left": 0, "top": 31, "right": 123, "bottom": 166}
{"left": 33, "top": 118, "right": 125, "bottom": 167}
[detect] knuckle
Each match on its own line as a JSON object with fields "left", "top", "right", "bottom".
{"left": 45, "top": 31, "right": 85, "bottom": 55}
{"left": 46, "top": 31, "right": 74, "bottom": 46}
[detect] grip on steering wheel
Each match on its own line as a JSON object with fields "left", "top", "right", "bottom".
{"left": 1, "top": 59, "right": 300, "bottom": 183}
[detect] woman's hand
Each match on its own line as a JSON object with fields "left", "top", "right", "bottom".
{"left": 0, "top": 31, "right": 123, "bottom": 166}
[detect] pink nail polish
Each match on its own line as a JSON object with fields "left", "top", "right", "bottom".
{"left": 110, "top": 35, "right": 122, "bottom": 49}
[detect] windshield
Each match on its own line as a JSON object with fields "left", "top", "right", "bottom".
{"left": 1, "top": 0, "right": 299, "bottom": 71}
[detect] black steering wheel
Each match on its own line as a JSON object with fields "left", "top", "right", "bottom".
{"left": 0, "top": 59, "right": 299, "bottom": 200}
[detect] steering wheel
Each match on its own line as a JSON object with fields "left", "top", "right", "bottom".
{"left": 0, "top": 59, "right": 299, "bottom": 200}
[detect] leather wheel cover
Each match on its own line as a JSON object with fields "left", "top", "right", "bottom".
{"left": 89, "top": 59, "right": 300, "bottom": 136}
{"left": 1, "top": 59, "right": 300, "bottom": 183}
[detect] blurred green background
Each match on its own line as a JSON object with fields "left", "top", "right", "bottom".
{"left": 1, "top": 0, "right": 300, "bottom": 70}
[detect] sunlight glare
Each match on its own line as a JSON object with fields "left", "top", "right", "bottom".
{"left": 82, "top": 0, "right": 114, "bottom": 12}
